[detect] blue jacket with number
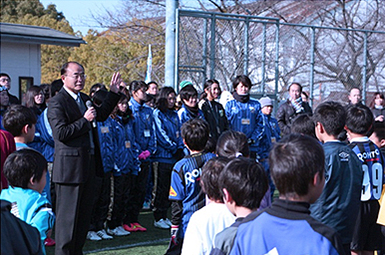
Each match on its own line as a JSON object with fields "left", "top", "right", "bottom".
{"left": 129, "top": 98, "right": 156, "bottom": 158}
{"left": 225, "top": 99, "right": 266, "bottom": 157}
{"left": 112, "top": 115, "right": 141, "bottom": 176}
{"left": 96, "top": 117, "right": 116, "bottom": 173}
{"left": 152, "top": 109, "right": 184, "bottom": 164}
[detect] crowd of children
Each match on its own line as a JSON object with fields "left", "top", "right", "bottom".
{"left": 1, "top": 70, "right": 385, "bottom": 255}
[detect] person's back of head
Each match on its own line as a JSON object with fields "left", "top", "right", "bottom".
{"left": 370, "top": 121, "right": 385, "bottom": 149}
{"left": 50, "top": 79, "right": 63, "bottom": 97}
{"left": 269, "top": 134, "right": 325, "bottom": 203}
{"left": 313, "top": 101, "right": 346, "bottom": 137}
{"left": 345, "top": 103, "right": 374, "bottom": 136}
{"left": 219, "top": 157, "right": 268, "bottom": 210}
{"left": 181, "top": 118, "right": 209, "bottom": 152}
{"left": 92, "top": 88, "right": 108, "bottom": 106}
{"left": 4, "top": 149, "right": 47, "bottom": 190}
{"left": 3, "top": 105, "right": 37, "bottom": 137}
{"left": 290, "top": 114, "right": 316, "bottom": 138}
{"left": 216, "top": 130, "right": 249, "bottom": 158}
{"left": 201, "top": 157, "right": 231, "bottom": 202}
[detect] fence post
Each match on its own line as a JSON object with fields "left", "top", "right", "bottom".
{"left": 244, "top": 17, "right": 250, "bottom": 76}
{"left": 261, "top": 23, "right": 267, "bottom": 95}
{"left": 309, "top": 27, "right": 315, "bottom": 108}
{"left": 166, "top": 0, "right": 178, "bottom": 91}
{"left": 362, "top": 31, "right": 368, "bottom": 103}
{"left": 209, "top": 14, "right": 216, "bottom": 80}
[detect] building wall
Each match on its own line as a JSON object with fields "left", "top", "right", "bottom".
{"left": 0, "top": 41, "right": 41, "bottom": 101}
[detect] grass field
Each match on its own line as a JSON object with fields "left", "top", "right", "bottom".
{"left": 46, "top": 210, "right": 170, "bottom": 255}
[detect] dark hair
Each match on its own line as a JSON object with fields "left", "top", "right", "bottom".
{"left": 4, "top": 149, "right": 47, "bottom": 189}
{"left": 129, "top": 80, "right": 148, "bottom": 95}
{"left": 216, "top": 130, "right": 249, "bottom": 158}
{"left": 3, "top": 105, "right": 37, "bottom": 137}
{"left": 369, "top": 92, "right": 385, "bottom": 109}
{"left": 0, "top": 73, "right": 11, "bottom": 80}
{"left": 156, "top": 86, "right": 176, "bottom": 113}
{"left": 269, "top": 134, "right": 324, "bottom": 198}
{"left": 51, "top": 79, "right": 63, "bottom": 97}
{"left": 179, "top": 84, "right": 198, "bottom": 102}
{"left": 288, "top": 82, "right": 303, "bottom": 92}
{"left": 203, "top": 137, "right": 216, "bottom": 154}
{"left": 301, "top": 91, "right": 309, "bottom": 99}
{"left": 110, "top": 93, "right": 132, "bottom": 119}
{"left": 372, "top": 121, "right": 385, "bottom": 141}
{"left": 89, "top": 83, "right": 106, "bottom": 98}
{"left": 92, "top": 88, "right": 108, "bottom": 106}
{"left": 181, "top": 118, "right": 209, "bottom": 151}
{"left": 60, "top": 61, "right": 84, "bottom": 76}
{"left": 39, "top": 84, "right": 51, "bottom": 100}
{"left": 147, "top": 81, "right": 158, "bottom": 87}
{"left": 200, "top": 79, "right": 220, "bottom": 100}
{"left": 201, "top": 157, "right": 230, "bottom": 201}
{"left": 25, "top": 85, "right": 46, "bottom": 109}
{"left": 345, "top": 104, "right": 374, "bottom": 135}
{"left": 219, "top": 157, "right": 268, "bottom": 210}
{"left": 313, "top": 101, "right": 346, "bottom": 136}
{"left": 291, "top": 114, "right": 316, "bottom": 138}
{"left": 232, "top": 75, "right": 252, "bottom": 91}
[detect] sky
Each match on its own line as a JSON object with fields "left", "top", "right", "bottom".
{"left": 40, "top": 0, "right": 122, "bottom": 35}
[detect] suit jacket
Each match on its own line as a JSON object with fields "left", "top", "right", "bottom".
{"left": 48, "top": 88, "right": 120, "bottom": 184}
{"left": 276, "top": 99, "right": 312, "bottom": 136}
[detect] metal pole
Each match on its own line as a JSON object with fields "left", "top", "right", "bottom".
{"left": 274, "top": 21, "right": 280, "bottom": 113}
{"left": 166, "top": 0, "right": 179, "bottom": 91}
{"left": 210, "top": 14, "right": 216, "bottom": 79}
{"left": 202, "top": 18, "right": 208, "bottom": 87}
{"left": 261, "top": 23, "right": 266, "bottom": 94}
{"left": 244, "top": 18, "right": 249, "bottom": 75}
{"left": 362, "top": 32, "right": 368, "bottom": 103}
{"left": 309, "top": 27, "right": 315, "bottom": 108}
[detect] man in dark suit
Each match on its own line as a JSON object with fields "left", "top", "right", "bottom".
{"left": 48, "top": 61, "right": 121, "bottom": 255}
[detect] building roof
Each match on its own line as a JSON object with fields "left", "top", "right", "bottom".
{"left": 0, "top": 22, "right": 86, "bottom": 47}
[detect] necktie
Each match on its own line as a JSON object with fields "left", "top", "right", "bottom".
{"left": 76, "top": 94, "right": 95, "bottom": 151}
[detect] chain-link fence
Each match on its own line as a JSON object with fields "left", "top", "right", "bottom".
{"left": 176, "top": 9, "right": 385, "bottom": 108}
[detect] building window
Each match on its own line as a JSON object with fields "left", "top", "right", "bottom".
{"left": 19, "top": 77, "right": 34, "bottom": 104}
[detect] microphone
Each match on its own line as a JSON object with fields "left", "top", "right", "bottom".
{"left": 86, "top": 100, "right": 97, "bottom": 128}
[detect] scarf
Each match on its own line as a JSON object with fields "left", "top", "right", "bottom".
{"left": 117, "top": 110, "right": 131, "bottom": 124}
{"left": 184, "top": 104, "right": 199, "bottom": 118}
{"left": 290, "top": 97, "right": 304, "bottom": 113}
{"left": 233, "top": 92, "right": 250, "bottom": 103}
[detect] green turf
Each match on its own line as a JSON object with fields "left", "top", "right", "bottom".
{"left": 46, "top": 210, "right": 170, "bottom": 255}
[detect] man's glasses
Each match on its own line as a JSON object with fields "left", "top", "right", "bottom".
{"left": 66, "top": 74, "right": 87, "bottom": 80}
{"left": 0, "top": 78, "right": 10, "bottom": 83}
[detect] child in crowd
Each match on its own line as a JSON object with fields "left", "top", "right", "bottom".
{"left": 86, "top": 89, "right": 116, "bottom": 240}
{"left": 166, "top": 119, "right": 216, "bottom": 255}
{"left": 290, "top": 113, "right": 316, "bottom": 138}
{"left": 152, "top": 87, "right": 184, "bottom": 229}
{"left": 259, "top": 96, "right": 280, "bottom": 143}
{"left": 370, "top": 121, "right": 385, "bottom": 155}
{"left": 210, "top": 157, "right": 268, "bottom": 255}
{"left": 3, "top": 104, "right": 37, "bottom": 150}
{"left": 178, "top": 84, "right": 205, "bottom": 124}
{"left": 225, "top": 75, "right": 266, "bottom": 161}
{"left": 199, "top": 79, "right": 229, "bottom": 144}
{"left": 345, "top": 104, "right": 384, "bottom": 255}
{"left": 311, "top": 101, "right": 362, "bottom": 254}
{"left": 215, "top": 130, "right": 271, "bottom": 210}
{"left": 0, "top": 149, "right": 55, "bottom": 255}
{"left": 182, "top": 157, "right": 235, "bottom": 255}
{"left": 125, "top": 80, "right": 156, "bottom": 232}
{"left": 230, "top": 134, "right": 345, "bottom": 255}
{"left": 107, "top": 93, "right": 140, "bottom": 236}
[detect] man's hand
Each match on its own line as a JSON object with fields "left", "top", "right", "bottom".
{"left": 110, "top": 72, "right": 122, "bottom": 93}
{"left": 84, "top": 107, "right": 96, "bottom": 122}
